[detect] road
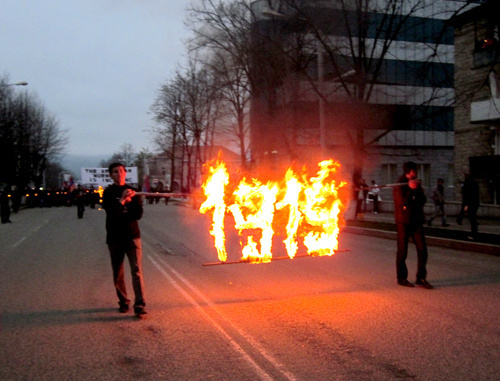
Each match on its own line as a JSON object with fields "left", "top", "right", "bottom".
{"left": 1, "top": 202, "right": 499, "bottom": 380}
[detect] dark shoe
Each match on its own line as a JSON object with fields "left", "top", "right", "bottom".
{"left": 397, "top": 279, "right": 414, "bottom": 287}
{"left": 415, "top": 279, "right": 433, "bottom": 289}
{"left": 134, "top": 308, "right": 147, "bottom": 318}
{"left": 427, "top": 220, "right": 432, "bottom": 226}
{"left": 456, "top": 218, "right": 462, "bottom": 225}
{"left": 118, "top": 304, "right": 129, "bottom": 313}
{"left": 442, "top": 223, "right": 450, "bottom": 227}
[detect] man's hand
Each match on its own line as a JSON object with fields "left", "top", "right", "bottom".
{"left": 408, "top": 179, "right": 419, "bottom": 189}
{"left": 120, "top": 189, "right": 135, "bottom": 204}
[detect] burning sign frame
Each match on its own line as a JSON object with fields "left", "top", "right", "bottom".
{"left": 199, "top": 159, "right": 349, "bottom": 265}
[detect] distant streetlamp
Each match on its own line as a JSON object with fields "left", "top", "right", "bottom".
{"left": 0, "top": 81, "right": 28, "bottom": 87}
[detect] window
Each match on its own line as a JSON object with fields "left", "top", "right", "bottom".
{"left": 494, "top": 126, "right": 500, "bottom": 155}
{"left": 416, "top": 163, "right": 430, "bottom": 188}
{"left": 381, "top": 164, "right": 398, "bottom": 185}
{"left": 447, "top": 163, "right": 454, "bottom": 189}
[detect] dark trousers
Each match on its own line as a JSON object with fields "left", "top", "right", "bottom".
{"left": 396, "top": 223, "right": 428, "bottom": 281}
{"left": 457, "top": 206, "right": 478, "bottom": 237}
{"left": 108, "top": 238, "right": 146, "bottom": 309}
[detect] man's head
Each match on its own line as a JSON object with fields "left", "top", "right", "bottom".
{"left": 108, "top": 162, "right": 127, "bottom": 186}
{"left": 403, "top": 161, "right": 417, "bottom": 180}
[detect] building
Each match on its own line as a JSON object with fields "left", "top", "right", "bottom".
{"left": 249, "top": 0, "right": 477, "bottom": 201}
{"left": 451, "top": 0, "right": 500, "bottom": 205}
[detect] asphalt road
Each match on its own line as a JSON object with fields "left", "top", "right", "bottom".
{"left": 1, "top": 202, "right": 499, "bottom": 380}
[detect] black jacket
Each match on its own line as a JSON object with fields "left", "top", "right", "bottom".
{"left": 393, "top": 174, "right": 427, "bottom": 225}
{"left": 103, "top": 184, "right": 143, "bottom": 245}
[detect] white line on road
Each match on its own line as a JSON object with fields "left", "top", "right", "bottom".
{"left": 12, "top": 236, "right": 26, "bottom": 249}
{"left": 148, "top": 252, "right": 298, "bottom": 381}
{"left": 33, "top": 218, "right": 50, "bottom": 232}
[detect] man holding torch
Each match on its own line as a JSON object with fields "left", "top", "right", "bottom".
{"left": 393, "top": 161, "right": 433, "bottom": 289}
{"left": 103, "top": 163, "right": 147, "bottom": 316}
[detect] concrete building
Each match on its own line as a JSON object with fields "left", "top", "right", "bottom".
{"left": 451, "top": 0, "right": 500, "bottom": 205}
{"left": 249, "top": 0, "right": 476, "bottom": 202}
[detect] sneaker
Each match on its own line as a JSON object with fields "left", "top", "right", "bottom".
{"left": 427, "top": 220, "right": 432, "bottom": 226}
{"left": 134, "top": 308, "right": 148, "bottom": 318}
{"left": 397, "top": 279, "right": 414, "bottom": 287}
{"left": 118, "top": 304, "right": 129, "bottom": 313}
{"left": 415, "top": 279, "right": 433, "bottom": 289}
{"left": 442, "top": 223, "right": 450, "bottom": 227}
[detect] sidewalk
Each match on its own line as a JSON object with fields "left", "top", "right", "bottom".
{"left": 344, "top": 211, "right": 500, "bottom": 256}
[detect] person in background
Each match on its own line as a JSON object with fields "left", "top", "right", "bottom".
{"left": 1, "top": 187, "right": 12, "bottom": 223}
{"left": 103, "top": 163, "right": 147, "bottom": 317}
{"left": 456, "top": 172, "right": 480, "bottom": 240}
{"left": 427, "top": 178, "right": 449, "bottom": 227}
{"left": 73, "top": 184, "right": 86, "bottom": 219}
{"left": 369, "top": 180, "right": 380, "bottom": 213}
{"left": 361, "top": 179, "right": 369, "bottom": 213}
{"left": 393, "top": 161, "right": 433, "bottom": 289}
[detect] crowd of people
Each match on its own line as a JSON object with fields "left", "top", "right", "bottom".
{"left": 0, "top": 183, "right": 102, "bottom": 222}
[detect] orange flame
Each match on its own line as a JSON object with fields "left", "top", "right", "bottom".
{"left": 200, "top": 160, "right": 230, "bottom": 262}
{"left": 200, "top": 159, "right": 348, "bottom": 263}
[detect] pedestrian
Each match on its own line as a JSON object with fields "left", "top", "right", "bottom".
{"left": 393, "top": 161, "right": 433, "bottom": 289}
{"left": 155, "top": 181, "right": 164, "bottom": 204}
{"left": 102, "top": 162, "right": 147, "bottom": 317}
{"left": 72, "top": 184, "right": 86, "bottom": 219}
{"left": 427, "top": 178, "right": 449, "bottom": 227}
{"left": 1, "top": 187, "right": 12, "bottom": 223}
{"left": 361, "top": 179, "right": 369, "bottom": 213}
{"left": 456, "top": 172, "right": 480, "bottom": 240}
{"left": 369, "top": 180, "right": 380, "bottom": 213}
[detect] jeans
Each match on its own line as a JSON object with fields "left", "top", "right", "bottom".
{"left": 396, "top": 223, "right": 428, "bottom": 281}
{"left": 428, "top": 204, "right": 446, "bottom": 225}
{"left": 108, "top": 238, "right": 146, "bottom": 309}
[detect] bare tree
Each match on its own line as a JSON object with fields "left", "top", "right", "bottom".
{"left": 187, "top": 0, "right": 257, "bottom": 169}
{"left": 99, "top": 143, "right": 137, "bottom": 168}
{"left": 1, "top": 77, "right": 67, "bottom": 189}
{"left": 151, "top": 58, "right": 224, "bottom": 192}
{"left": 151, "top": 73, "right": 187, "bottom": 191}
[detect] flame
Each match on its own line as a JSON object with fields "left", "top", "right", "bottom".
{"left": 199, "top": 160, "right": 230, "bottom": 262}
{"left": 200, "top": 159, "right": 348, "bottom": 263}
{"left": 228, "top": 178, "right": 279, "bottom": 263}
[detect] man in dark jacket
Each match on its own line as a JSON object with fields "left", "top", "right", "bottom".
{"left": 393, "top": 162, "right": 433, "bottom": 289}
{"left": 456, "top": 172, "right": 480, "bottom": 240}
{"left": 103, "top": 163, "right": 147, "bottom": 316}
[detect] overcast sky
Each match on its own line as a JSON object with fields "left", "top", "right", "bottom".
{"left": 1, "top": 0, "right": 192, "bottom": 159}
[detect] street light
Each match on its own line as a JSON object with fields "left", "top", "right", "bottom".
{"left": 0, "top": 81, "right": 28, "bottom": 87}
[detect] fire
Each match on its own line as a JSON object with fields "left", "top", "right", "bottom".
{"left": 199, "top": 161, "right": 230, "bottom": 262}
{"left": 98, "top": 186, "right": 104, "bottom": 200}
{"left": 200, "top": 159, "right": 348, "bottom": 263}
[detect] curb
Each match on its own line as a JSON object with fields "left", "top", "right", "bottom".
{"left": 343, "top": 226, "right": 500, "bottom": 256}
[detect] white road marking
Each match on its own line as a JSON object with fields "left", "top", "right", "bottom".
{"left": 33, "top": 219, "right": 50, "bottom": 232}
{"left": 148, "top": 251, "right": 298, "bottom": 381}
{"left": 12, "top": 236, "right": 26, "bottom": 249}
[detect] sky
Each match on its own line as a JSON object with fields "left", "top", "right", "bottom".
{"left": 1, "top": 0, "right": 192, "bottom": 160}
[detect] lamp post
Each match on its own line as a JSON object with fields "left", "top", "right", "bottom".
{"left": 0, "top": 81, "right": 28, "bottom": 87}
